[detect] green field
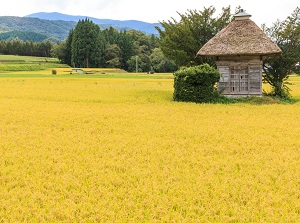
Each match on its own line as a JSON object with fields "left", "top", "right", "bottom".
{"left": 0, "top": 56, "right": 299, "bottom": 222}
{"left": 0, "top": 55, "right": 67, "bottom": 73}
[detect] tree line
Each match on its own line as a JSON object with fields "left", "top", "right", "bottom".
{"left": 0, "top": 40, "right": 52, "bottom": 57}
{"left": 0, "top": 19, "right": 178, "bottom": 73}
{"left": 52, "top": 19, "right": 178, "bottom": 73}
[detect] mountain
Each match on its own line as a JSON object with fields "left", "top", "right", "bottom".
{"left": 0, "top": 16, "right": 76, "bottom": 41}
{"left": 0, "top": 13, "right": 163, "bottom": 42}
{"left": 26, "top": 12, "right": 162, "bottom": 36}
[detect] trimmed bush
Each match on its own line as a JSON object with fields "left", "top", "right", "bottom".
{"left": 173, "top": 64, "right": 220, "bottom": 103}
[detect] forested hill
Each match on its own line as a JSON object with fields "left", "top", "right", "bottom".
{"left": 0, "top": 31, "right": 50, "bottom": 42}
{"left": 0, "top": 13, "right": 162, "bottom": 42}
{"left": 0, "top": 16, "right": 76, "bottom": 41}
{"left": 26, "top": 12, "right": 162, "bottom": 36}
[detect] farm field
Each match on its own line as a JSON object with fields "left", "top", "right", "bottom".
{"left": 0, "top": 72, "right": 299, "bottom": 222}
{"left": 0, "top": 55, "right": 63, "bottom": 72}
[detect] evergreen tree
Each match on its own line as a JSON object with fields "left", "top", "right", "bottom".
{"left": 64, "top": 29, "right": 73, "bottom": 66}
{"left": 102, "top": 28, "right": 135, "bottom": 70}
{"left": 102, "top": 27, "right": 120, "bottom": 44}
{"left": 117, "top": 31, "right": 135, "bottom": 70}
{"left": 71, "top": 18, "right": 106, "bottom": 68}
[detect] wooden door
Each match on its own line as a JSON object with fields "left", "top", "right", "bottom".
{"left": 230, "top": 66, "right": 249, "bottom": 93}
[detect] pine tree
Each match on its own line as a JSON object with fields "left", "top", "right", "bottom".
{"left": 71, "top": 18, "right": 106, "bottom": 68}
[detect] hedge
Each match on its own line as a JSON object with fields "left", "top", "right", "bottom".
{"left": 173, "top": 64, "right": 221, "bottom": 103}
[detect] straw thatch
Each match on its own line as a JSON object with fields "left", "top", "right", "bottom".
{"left": 197, "top": 19, "right": 282, "bottom": 57}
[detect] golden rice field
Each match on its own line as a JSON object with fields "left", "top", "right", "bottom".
{"left": 0, "top": 73, "right": 299, "bottom": 222}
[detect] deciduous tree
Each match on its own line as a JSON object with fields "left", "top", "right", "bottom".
{"left": 150, "top": 48, "right": 178, "bottom": 72}
{"left": 262, "top": 7, "right": 300, "bottom": 98}
{"left": 156, "top": 6, "right": 231, "bottom": 67}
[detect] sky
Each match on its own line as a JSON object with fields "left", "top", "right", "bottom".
{"left": 0, "top": 0, "right": 298, "bottom": 27}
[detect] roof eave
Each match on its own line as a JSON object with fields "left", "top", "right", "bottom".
{"left": 197, "top": 51, "right": 282, "bottom": 57}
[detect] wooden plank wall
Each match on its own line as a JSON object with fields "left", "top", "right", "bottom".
{"left": 249, "top": 65, "right": 262, "bottom": 93}
{"left": 217, "top": 58, "right": 262, "bottom": 95}
{"left": 217, "top": 66, "right": 230, "bottom": 93}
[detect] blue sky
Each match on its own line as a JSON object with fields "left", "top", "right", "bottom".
{"left": 0, "top": 0, "right": 298, "bottom": 26}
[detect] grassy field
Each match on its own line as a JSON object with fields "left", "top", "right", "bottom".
{"left": 0, "top": 56, "right": 299, "bottom": 222}
{"left": 0, "top": 55, "right": 66, "bottom": 72}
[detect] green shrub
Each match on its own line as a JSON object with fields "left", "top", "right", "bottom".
{"left": 173, "top": 64, "right": 221, "bottom": 103}
{"left": 52, "top": 69, "right": 57, "bottom": 75}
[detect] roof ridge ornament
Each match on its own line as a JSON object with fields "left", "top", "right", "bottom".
{"left": 234, "top": 9, "right": 252, "bottom": 20}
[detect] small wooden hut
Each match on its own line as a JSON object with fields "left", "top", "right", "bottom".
{"left": 197, "top": 9, "right": 281, "bottom": 97}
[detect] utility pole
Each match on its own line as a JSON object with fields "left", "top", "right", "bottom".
{"left": 136, "top": 55, "right": 138, "bottom": 73}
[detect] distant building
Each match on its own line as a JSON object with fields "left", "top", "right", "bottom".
{"left": 197, "top": 9, "right": 281, "bottom": 97}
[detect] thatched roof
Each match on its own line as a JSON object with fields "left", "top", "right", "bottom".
{"left": 197, "top": 11, "right": 281, "bottom": 57}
